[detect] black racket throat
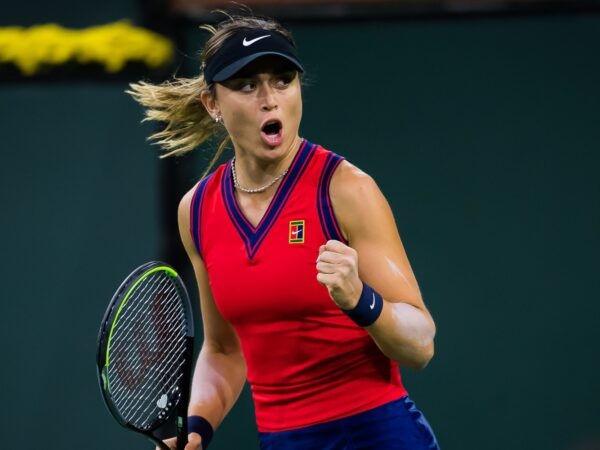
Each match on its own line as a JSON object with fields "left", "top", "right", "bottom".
{"left": 97, "top": 262, "right": 194, "bottom": 450}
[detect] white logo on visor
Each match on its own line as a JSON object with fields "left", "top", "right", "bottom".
{"left": 243, "top": 35, "right": 270, "bottom": 46}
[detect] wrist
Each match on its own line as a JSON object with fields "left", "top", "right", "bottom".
{"left": 188, "top": 415, "right": 214, "bottom": 449}
{"left": 336, "top": 280, "right": 362, "bottom": 309}
{"left": 341, "top": 282, "right": 384, "bottom": 327}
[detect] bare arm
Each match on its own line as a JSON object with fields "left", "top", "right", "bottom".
{"left": 316, "top": 161, "right": 436, "bottom": 369}
{"left": 177, "top": 187, "right": 247, "bottom": 442}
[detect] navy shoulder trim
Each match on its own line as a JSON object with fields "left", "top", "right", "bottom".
{"left": 190, "top": 174, "right": 213, "bottom": 258}
{"left": 317, "top": 152, "right": 347, "bottom": 243}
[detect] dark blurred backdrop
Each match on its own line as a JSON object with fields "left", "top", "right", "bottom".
{"left": 1, "top": 1, "right": 599, "bottom": 449}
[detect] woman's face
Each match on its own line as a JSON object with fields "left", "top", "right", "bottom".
{"left": 206, "top": 56, "right": 303, "bottom": 162}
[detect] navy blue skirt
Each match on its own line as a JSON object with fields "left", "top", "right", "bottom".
{"left": 258, "top": 396, "right": 439, "bottom": 450}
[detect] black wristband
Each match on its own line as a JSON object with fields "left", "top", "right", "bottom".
{"left": 342, "top": 282, "right": 384, "bottom": 327}
{"left": 188, "top": 416, "right": 214, "bottom": 449}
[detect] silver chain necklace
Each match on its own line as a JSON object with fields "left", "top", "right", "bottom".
{"left": 231, "top": 157, "right": 289, "bottom": 194}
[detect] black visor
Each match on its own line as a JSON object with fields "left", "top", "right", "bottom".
{"left": 203, "top": 29, "right": 304, "bottom": 84}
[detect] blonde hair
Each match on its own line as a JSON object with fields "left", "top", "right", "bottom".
{"left": 127, "top": 12, "right": 296, "bottom": 175}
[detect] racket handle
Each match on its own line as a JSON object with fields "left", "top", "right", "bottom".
{"left": 176, "top": 337, "right": 194, "bottom": 450}
{"left": 175, "top": 415, "right": 188, "bottom": 450}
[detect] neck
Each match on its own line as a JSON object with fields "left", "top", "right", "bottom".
{"left": 233, "top": 136, "right": 301, "bottom": 190}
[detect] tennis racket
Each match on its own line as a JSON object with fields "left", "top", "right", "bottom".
{"left": 96, "top": 261, "right": 194, "bottom": 450}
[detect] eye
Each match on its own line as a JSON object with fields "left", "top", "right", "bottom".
{"left": 274, "top": 79, "right": 288, "bottom": 88}
{"left": 221, "top": 78, "right": 256, "bottom": 92}
{"left": 240, "top": 81, "right": 256, "bottom": 92}
{"left": 273, "top": 71, "right": 296, "bottom": 88}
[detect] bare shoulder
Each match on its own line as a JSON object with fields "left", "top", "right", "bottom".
{"left": 330, "top": 160, "right": 391, "bottom": 219}
{"left": 329, "top": 160, "right": 381, "bottom": 205}
{"left": 177, "top": 182, "right": 204, "bottom": 260}
{"left": 328, "top": 159, "right": 399, "bottom": 245}
{"left": 177, "top": 182, "right": 201, "bottom": 227}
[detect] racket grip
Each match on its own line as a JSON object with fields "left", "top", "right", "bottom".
{"left": 175, "top": 414, "right": 188, "bottom": 450}
{"left": 176, "top": 337, "right": 194, "bottom": 450}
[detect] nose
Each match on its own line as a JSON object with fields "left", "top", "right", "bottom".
{"left": 259, "top": 82, "right": 278, "bottom": 111}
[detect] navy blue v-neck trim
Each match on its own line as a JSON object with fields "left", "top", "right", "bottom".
{"left": 222, "top": 139, "right": 315, "bottom": 259}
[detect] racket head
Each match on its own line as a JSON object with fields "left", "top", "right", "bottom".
{"left": 96, "top": 262, "right": 194, "bottom": 450}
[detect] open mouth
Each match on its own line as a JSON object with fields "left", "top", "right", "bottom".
{"left": 260, "top": 120, "right": 284, "bottom": 147}
{"left": 262, "top": 120, "right": 282, "bottom": 136}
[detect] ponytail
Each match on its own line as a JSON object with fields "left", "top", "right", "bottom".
{"left": 128, "top": 75, "right": 225, "bottom": 152}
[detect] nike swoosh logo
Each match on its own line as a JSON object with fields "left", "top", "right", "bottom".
{"left": 369, "top": 293, "right": 376, "bottom": 310}
{"left": 243, "top": 35, "right": 270, "bottom": 47}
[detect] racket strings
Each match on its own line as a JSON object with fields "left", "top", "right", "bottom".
{"left": 109, "top": 274, "right": 184, "bottom": 386}
{"left": 110, "top": 279, "right": 186, "bottom": 428}
{"left": 117, "top": 347, "right": 187, "bottom": 428}
{"left": 110, "top": 279, "right": 181, "bottom": 367}
{"left": 110, "top": 276, "right": 180, "bottom": 384}
{"left": 112, "top": 334, "right": 186, "bottom": 417}
{"left": 107, "top": 272, "right": 188, "bottom": 430}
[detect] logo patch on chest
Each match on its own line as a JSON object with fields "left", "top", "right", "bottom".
{"left": 289, "top": 220, "right": 305, "bottom": 244}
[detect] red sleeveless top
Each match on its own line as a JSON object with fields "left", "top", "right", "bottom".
{"left": 190, "top": 140, "right": 407, "bottom": 432}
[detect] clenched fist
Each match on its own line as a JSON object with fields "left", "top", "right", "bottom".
{"left": 316, "top": 240, "right": 363, "bottom": 310}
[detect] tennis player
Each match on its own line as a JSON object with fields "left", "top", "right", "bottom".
{"left": 130, "top": 12, "right": 439, "bottom": 450}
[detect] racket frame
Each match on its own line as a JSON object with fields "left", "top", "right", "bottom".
{"left": 96, "top": 261, "right": 194, "bottom": 450}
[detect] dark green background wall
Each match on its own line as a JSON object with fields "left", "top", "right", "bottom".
{"left": 1, "top": 6, "right": 598, "bottom": 450}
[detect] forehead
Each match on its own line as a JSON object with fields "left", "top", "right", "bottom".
{"left": 230, "top": 55, "right": 298, "bottom": 79}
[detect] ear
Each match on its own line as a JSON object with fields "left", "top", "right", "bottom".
{"left": 200, "top": 89, "right": 220, "bottom": 120}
